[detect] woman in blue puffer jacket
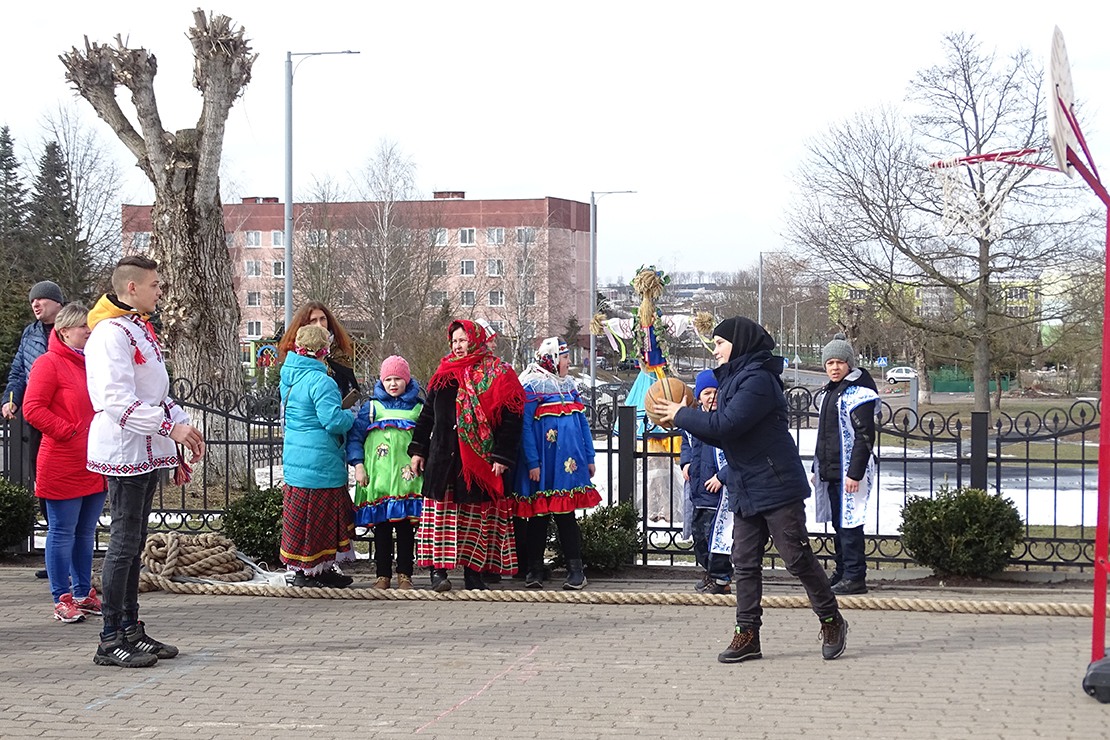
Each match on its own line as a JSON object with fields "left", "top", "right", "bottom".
{"left": 650, "top": 316, "right": 847, "bottom": 665}
{"left": 279, "top": 324, "right": 356, "bottom": 588}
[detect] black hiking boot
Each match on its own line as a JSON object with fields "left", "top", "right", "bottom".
{"left": 124, "top": 621, "right": 179, "bottom": 659}
{"left": 717, "top": 626, "right": 762, "bottom": 664}
{"left": 430, "top": 569, "right": 451, "bottom": 592}
{"left": 93, "top": 631, "right": 158, "bottom": 668}
{"left": 463, "top": 567, "right": 489, "bottom": 590}
{"left": 820, "top": 614, "right": 848, "bottom": 660}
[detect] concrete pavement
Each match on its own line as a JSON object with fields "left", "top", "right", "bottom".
{"left": 1, "top": 567, "right": 1106, "bottom": 739}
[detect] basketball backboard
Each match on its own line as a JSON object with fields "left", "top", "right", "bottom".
{"left": 1048, "top": 26, "right": 1079, "bottom": 178}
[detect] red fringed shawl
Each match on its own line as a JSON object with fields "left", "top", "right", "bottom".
{"left": 427, "top": 319, "right": 525, "bottom": 498}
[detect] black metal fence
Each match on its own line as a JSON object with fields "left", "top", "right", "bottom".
{"left": 3, "top": 380, "right": 1102, "bottom": 572}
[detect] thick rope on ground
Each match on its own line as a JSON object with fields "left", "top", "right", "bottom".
{"left": 139, "top": 532, "right": 254, "bottom": 591}
{"left": 144, "top": 579, "right": 1095, "bottom": 618}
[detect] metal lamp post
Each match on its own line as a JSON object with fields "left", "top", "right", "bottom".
{"left": 588, "top": 190, "right": 635, "bottom": 407}
{"left": 284, "top": 49, "right": 359, "bottom": 329}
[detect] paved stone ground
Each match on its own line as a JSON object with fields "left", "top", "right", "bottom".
{"left": 1, "top": 567, "right": 1107, "bottom": 739}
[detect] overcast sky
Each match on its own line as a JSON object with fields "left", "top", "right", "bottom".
{"left": 3, "top": 1, "right": 1109, "bottom": 283}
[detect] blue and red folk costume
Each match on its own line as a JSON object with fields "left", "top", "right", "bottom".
{"left": 511, "top": 343, "right": 601, "bottom": 517}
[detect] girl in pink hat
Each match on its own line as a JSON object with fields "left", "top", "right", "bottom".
{"left": 346, "top": 355, "right": 424, "bottom": 589}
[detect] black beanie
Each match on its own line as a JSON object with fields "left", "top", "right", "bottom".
{"left": 712, "top": 316, "right": 775, "bottom": 361}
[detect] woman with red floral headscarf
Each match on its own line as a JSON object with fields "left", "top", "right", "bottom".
{"left": 408, "top": 319, "right": 525, "bottom": 591}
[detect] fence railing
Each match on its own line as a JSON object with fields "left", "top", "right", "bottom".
{"left": 3, "top": 381, "right": 1101, "bottom": 571}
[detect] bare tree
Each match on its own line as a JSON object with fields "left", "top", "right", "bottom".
{"left": 59, "top": 10, "right": 254, "bottom": 394}
{"left": 293, "top": 176, "right": 353, "bottom": 311}
{"left": 349, "top": 141, "right": 440, "bottom": 369}
{"left": 788, "top": 33, "right": 1096, "bottom": 412}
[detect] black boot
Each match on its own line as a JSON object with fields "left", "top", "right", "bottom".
{"left": 463, "top": 567, "right": 489, "bottom": 590}
{"left": 430, "top": 569, "right": 451, "bottom": 592}
{"left": 562, "top": 559, "right": 587, "bottom": 590}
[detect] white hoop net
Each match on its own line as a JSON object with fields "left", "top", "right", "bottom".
{"left": 928, "top": 149, "right": 1051, "bottom": 240}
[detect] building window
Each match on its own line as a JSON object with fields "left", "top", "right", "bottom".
{"left": 245, "top": 260, "right": 262, "bottom": 277}
{"left": 487, "top": 259, "right": 503, "bottom": 277}
{"left": 524, "top": 289, "right": 536, "bottom": 306}
{"left": 132, "top": 232, "right": 151, "bottom": 250}
{"left": 272, "top": 230, "right": 284, "bottom": 247}
{"left": 429, "top": 290, "right": 448, "bottom": 306}
{"left": 487, "top": 227, "right": 505, "bottom": 245}
{"left": 461, "top": 290, "right": 476, "bottom": 307}
{"left": 246, "top": 291, "right": 261, "bottom": 307}
{"left": 516, "top": 226, "right": 536, "bottom": 244}
{"left": 848, "top": 288, "right": 867, "bottom": 301}
{"left": 460, "top": 259, "right": 475, "bottom": 276}
{"left": 488, "top": 320, "right": 504, "bottom": 333}
{"left": 225, "top": 233, "right": 235, "bottom": 247}
{"left": 488, "top": 290, "right": 505, "bottom": 307}
{"left": 272, "top": 261, "right": 285, "bottom": 277}
{"left": 272, "top": 291, "right": 285, "bottom": 308}
{"left": 459, "top": 228, "right": 476, "bottom": 246}
{"left": 431, "top": 228, "right": 447, "bottom": 247}
{"left": 430, "top": 259, "right": 447, "bottom": 276}
{"left": 245, "top": 230, "right": 261, "bottom": 247}
{"left": 246, "top": 321, "right": 262, "bottom": 337}
{"left": 1007, "top": 286, "right": 1029, "bottom": 300}
{"left": 306, "top": 229, "right": 326, "bottom": 247}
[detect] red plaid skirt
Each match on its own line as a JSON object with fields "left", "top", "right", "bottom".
{"left": 416, "top": 491, "right": 517, "bottom": 574}
{"left": 280, "top": 484, "right": 355, "bottom": 575}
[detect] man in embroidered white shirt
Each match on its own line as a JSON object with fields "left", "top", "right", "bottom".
{"left": 85, "top": 255, "right": 205, "bottom": 668}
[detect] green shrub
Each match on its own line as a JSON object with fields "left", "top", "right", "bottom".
{"left": 899, "top": 487, "right": 1023, "bottom": 577}
{"left": 0, "top": 478, "right": 36, "bottom": 551}
{"left": 550, "top": 502, "right": 643, "bottom": 571}
{"left": 222, "top": 486, "right": 283, "bottom": 565}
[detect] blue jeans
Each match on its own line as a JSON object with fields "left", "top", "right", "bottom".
{"left": 692, "top": 507, "right": 731, "bottom": 582}
{"left": 827, "top": 480, "right": 867, "bottom": 581}
{"left": 101, "top": 472, "right": 159, "bottom": 631}
{"left": 44, "top": 493, "right": 107, "bottom": 603}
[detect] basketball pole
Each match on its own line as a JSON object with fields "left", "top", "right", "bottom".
{"left": 1064, "top": 136, "right": 1110, "bottom": 682}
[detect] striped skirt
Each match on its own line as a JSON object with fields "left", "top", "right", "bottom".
{"left": 416, "top": 491, "right": 517, "bottom": 574}
{"left": 280, "top": 484, "right": 356, "bottom": 575}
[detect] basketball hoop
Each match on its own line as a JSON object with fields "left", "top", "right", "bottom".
{"left": 927, "top": 149, "right": 1055, "bottom": 239}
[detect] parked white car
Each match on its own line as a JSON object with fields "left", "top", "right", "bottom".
{"left": 884, "top": 366, "right": 918, "bottom": 384}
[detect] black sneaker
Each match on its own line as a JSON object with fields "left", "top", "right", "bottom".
{"left": 124, "top": 621, "right": 179, "bottom": 659}
{"left": 694, "top": 572, "right": 711, "bottom": 593}
{"left": 828, "top": 571, "right": 843, "bottom": 587}
{"left": 292, "top": 571, "right": 324, "bottom": 588}
{"left": 704, "top": 580, "right": 732, "bottom": 595}
{"left": 313, "top": 568, "right": 353, "bottom": 588}
{"left": 35, "top": 568, "right": 48, "bottom": 579}
{"left": 820, "top": 615, "right": 848, "bottom": 660}
{"left": 717, "top": 626, "right": 762, "bottom": 664}
{"left": 93, "top": 631, "right": 159, "bottom": 668}
{"left": 523, "top": 570, "right": 544, "bottom": 589}
{"left": 831, "top": 578, "right": 868, "bottom": 595}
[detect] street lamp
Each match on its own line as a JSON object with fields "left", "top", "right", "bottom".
{"left": 756, "top": 250, "right": 780, "bottom": 326}
{"left": 284, "top": 49, "right": 359, "bottom": 329}
{"left": 791, "top": 297, "right": 816, "bottom": 384}
{"left": 589, "top": 190, "right": 635, "bottom": 406}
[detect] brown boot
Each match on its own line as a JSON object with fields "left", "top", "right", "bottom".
{"left": 396, "top": 574, "right": 414, "bottom": 590}
{"left": 372, "top": 576, "right": 391, "bottom": 590}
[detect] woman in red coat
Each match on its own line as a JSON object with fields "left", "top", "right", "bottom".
{"left": 23, "top": 303, "right": 107, "bottom": 624}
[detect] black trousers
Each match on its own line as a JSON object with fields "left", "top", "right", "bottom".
{"left": 731, "top": 499, "right": 838, "bottom": 628}
{"left": 525, "top": 513, "right": 583, "bottom": 568}
{"left": 373, "top": 520, "right": 416, "bottom": 577}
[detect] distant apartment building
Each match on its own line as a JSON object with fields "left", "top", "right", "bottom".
{"left": 121, "top": 193, "right": 592, "bottom": 349}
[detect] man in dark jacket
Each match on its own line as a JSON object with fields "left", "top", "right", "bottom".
{"left": 650, "top": 316, "right": 847, "bottom": 664}
{"left": 2, "top": 280, "right": 65, "bottom": 580}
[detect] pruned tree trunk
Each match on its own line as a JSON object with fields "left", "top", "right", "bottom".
{"left": 60, "top": 11, "right": 257, "bottom": 484}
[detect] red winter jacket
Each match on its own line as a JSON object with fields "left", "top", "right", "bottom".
{"left": 22, "top": 331, "right": 106, "bottom": 500}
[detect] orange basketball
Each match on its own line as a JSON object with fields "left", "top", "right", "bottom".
{"left": 645, "top": 377, "right": 695, "bottom": 428}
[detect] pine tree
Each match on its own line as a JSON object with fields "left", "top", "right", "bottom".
{"left": 0, "top": 125, "right": 32, "bottom": 383}
{"left": 26, "top": 141, "right": 90, "bottom": 304}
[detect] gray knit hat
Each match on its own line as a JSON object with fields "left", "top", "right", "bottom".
{"left": 28, "top": 280, "right": 65, "bottom": 305}
{"left": 821, "top": 333, "right": 856, "bottom": 368}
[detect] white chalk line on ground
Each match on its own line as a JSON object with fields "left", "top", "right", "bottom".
{"left": 414, "top": 644, "right": 540, "bottom": 734}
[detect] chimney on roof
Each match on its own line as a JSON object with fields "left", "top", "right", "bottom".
{"left": 433, "top": 191, "right": 465, "bottom": 199}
